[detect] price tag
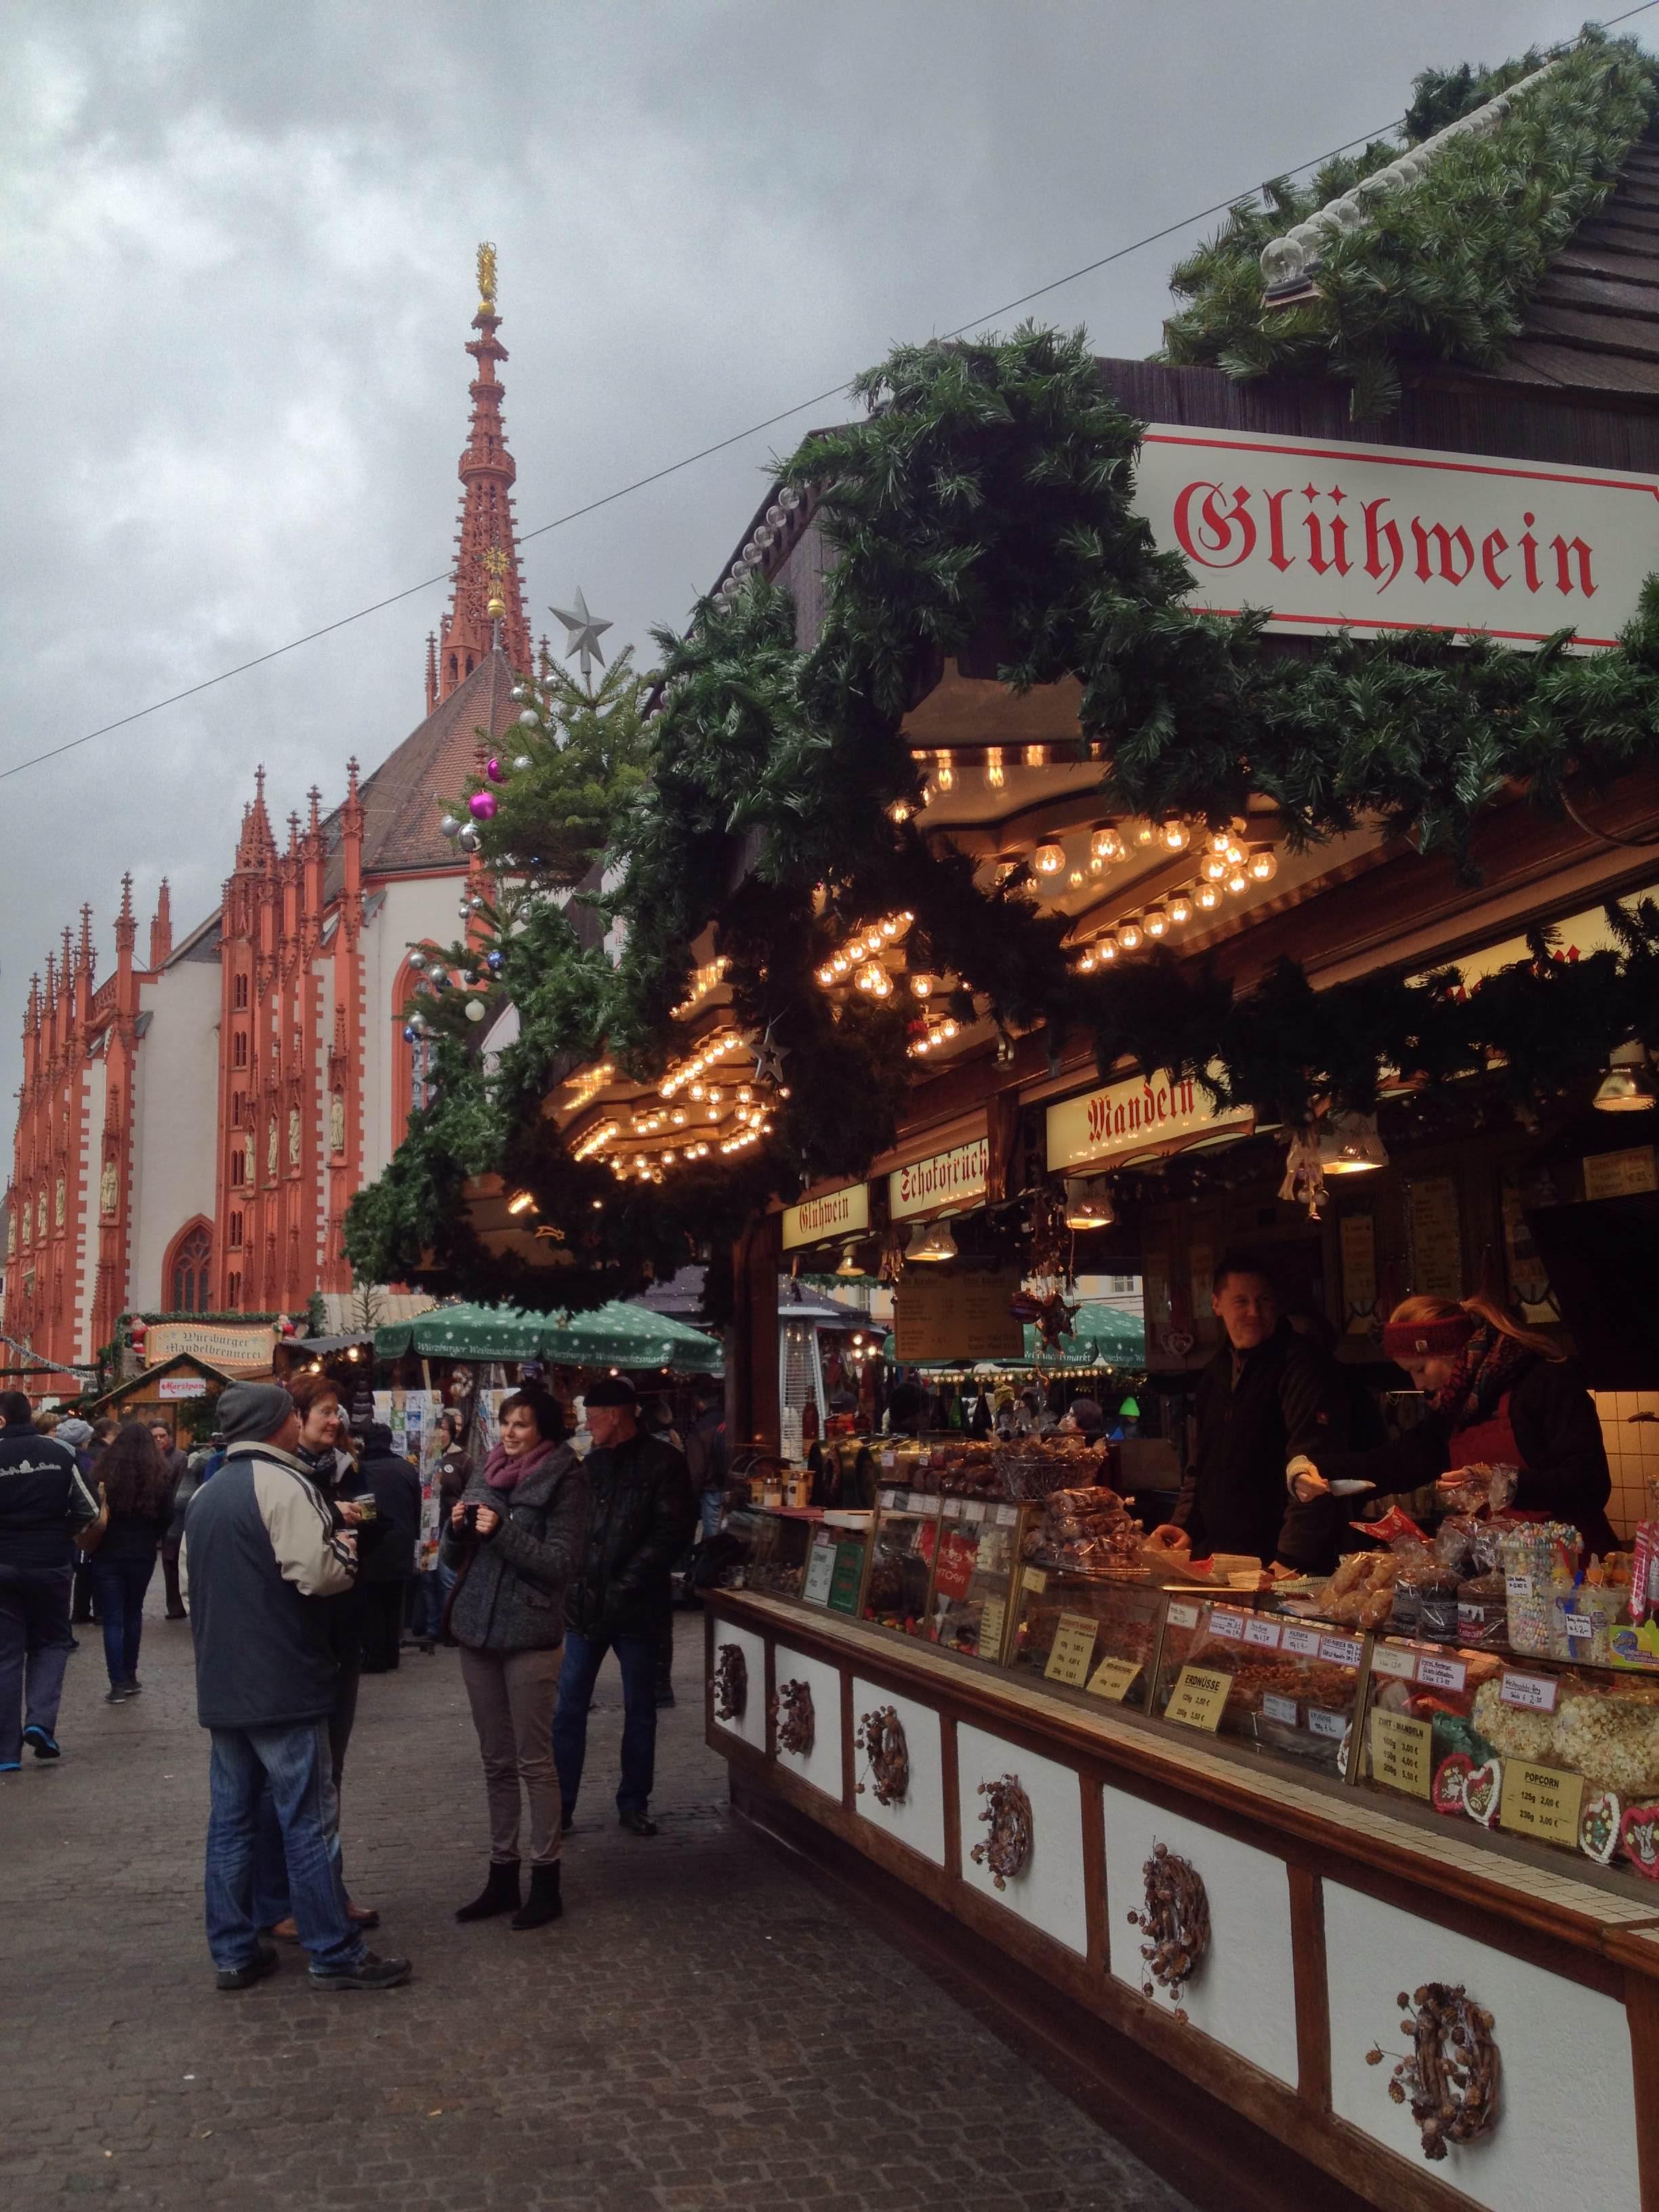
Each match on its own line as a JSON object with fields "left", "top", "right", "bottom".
{"left": 881, "top": 1449, "right": 897, "bottom": 1470}
{"left": 1044, "top": 1611, "right": 1099, "bottom": 1687}
{"left": 1308, "top": 1707, "right": 1348, "bottom": 1740}
{"left": 1262, "top": 1692, "right": 1299, "bottom": 1725}
{"left": 1507, "top": 1573, "right": 1533, "bottom": 1599}
{"left": 1319, "top": 1635, "right": 1364, "bottom": 1670}
{"left": 1166, "top": 1665, "right": 1232, "bottom": 1732}
{"left": 1499, "top": 1760, "right": 1584, "bottom": 1846}
{"left": 1244, "top": 1617, "right": 1282, "bottom": 1650}
{"left": 976, "top": 1594, "right": 1007, "bottom": 1661}
{"left": 1207, "top": 1608, "right": 1247, "bottom": 1642}
{"left": 1086, "top": 1654, "right": 1142, "bottom": 1703}
{"left": 1281, "top": 1624, "right": 1322, "bottom": 1658}
{"left": 1500, "top": 1670, "right": 1559, "bottom": 1714}
{"left": 964, "top": 1501, "right": 986, "bottom": 1524}
{"left": 1165, "top": 1601, "right": 1200, "bottom": 1630}
{"left": 802, "top": 1539, "right": 836, "bottom": 1605}
{"left": 943, "top": 1497, "right": 962, "bottom": 1519}
{"left": 1416, "top": 1654, "right": 1467, "bottom": 1693}
{"left": 1563, "top": 1611, "right": 1595, "bottom": 1641}
{"left": 1021, "top": 1566, "right": 1048, "bottom": 1594}
{"left": 879, "top": 1490, "right": 898, "bottom": 1511}
{"left": 1368, "top": 1643, "right": 1419, "bottom": 1682}
{"left": 1369, "top": 1711, "right": 1433, "bottom": 1800}
{"left": 995, "top": 1504, "right": 1019, "bottom": 1527}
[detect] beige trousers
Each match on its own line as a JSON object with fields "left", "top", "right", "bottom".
{"left": 459, "top": 1643, "right": 563, "bottom": 1866}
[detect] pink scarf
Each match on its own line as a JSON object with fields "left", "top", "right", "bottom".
{"left": 483, "top": 1436, "right": 560, "bottom": 1494}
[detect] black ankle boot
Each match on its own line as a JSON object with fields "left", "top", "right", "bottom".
{"left": 510, "top": 1862, "right": 562, "bottom": 1931}
{"left": 455, "top": 1860, "right": 521, "bottom": 1923}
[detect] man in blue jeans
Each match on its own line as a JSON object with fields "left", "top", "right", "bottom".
{"left": 0, "top": 1390, "right": 99, "bottom": 1770}
{"left": 181, "top": 1382, "right": 412, "bottom": 1992}
{"left": 552, "top": 1376, "right": 695, "bottom": 1837}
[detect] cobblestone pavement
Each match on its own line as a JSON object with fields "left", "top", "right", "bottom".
{"left": 0, "top": 1594, "right": 1195, "bottom": 2212}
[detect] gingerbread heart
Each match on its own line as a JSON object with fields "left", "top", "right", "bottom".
{"left": 1432, "top": 1752, "right": 1473, "bottom": 1817}
{"left": 1462, "top": 1756, "right": 1502, "bottom": 1828}
{"left": 1620, "top": 1802, "right": 1659, "bottom": 1879}
{"left": 1580, "top": 1789, "right": 1620, "bottom": 1867}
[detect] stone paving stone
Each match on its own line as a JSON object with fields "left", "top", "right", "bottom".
{"left": 0, "top": 1593, "right": 1195, "bottom": 2211}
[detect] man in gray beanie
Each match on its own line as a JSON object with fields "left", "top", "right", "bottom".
{"left": 180, "top": 1382, "right": 411, "bottom": 1992}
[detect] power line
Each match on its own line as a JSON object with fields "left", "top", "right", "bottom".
{"left": 5, "top": 0, "right": 1655, "bottom": 787}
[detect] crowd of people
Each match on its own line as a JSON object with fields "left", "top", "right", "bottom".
{"left": 0, "top": 1366, "right": 710, "bottom": 1994}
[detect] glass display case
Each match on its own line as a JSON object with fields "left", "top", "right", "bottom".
{"left": 1149, "top": 1595, "right": 1367, "bottom": 1774}
{"left": 743, "top": 1508, "right": 816, "bottom": 1599}
{"left": 1006, "top": 1568, "right": 1165, "bottom": 1710}
{"left": 800, "top": 1518, "right": 872, "bottom": 1616}
{"left": 861, "top": 1490, "right": 943, "bottom": 1636}
{"left": 926, "top": 1499, "right": 1027, "bottom": 1662}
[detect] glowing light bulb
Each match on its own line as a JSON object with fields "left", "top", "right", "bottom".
{"left": 1144, "top": 906, "right": 1169, "bottom": 939}
{"left": 1099, "top": 934, "right": 1120, "bottom": 962}
{"left": 1225, "top": 838, "right": 1246, "bottom": 866}
{"left": 1195, "top": 880, "right": 1221, "bottom": 912}
{"left": 1090, "top": 825, "right": 1126, "bottom": 865}
{"left": 1209, "top": 830, "right": 1231, "bottom": 856}
{"left": 986, "top": 750, "right": 1005, "bottom": 789}
{"left": 1169, "top": 890, "right": 1193, "bottom": 926}
{"left": 1078, "top": 949, "right": 1097, "bottom": 972}
{"left": 888, "top": 800, "right": 912, "bottom": 823}
{"left": 1033, "top": 842, "right": 1066, "bottom": 876}
{"left": 1225, "top": 865, "right": 1249, "bottom": 896}
{"left": 1202, "top": 853, "right": 1228, "bottom": 882}
{"left": 1068, "top": 868, "right": 1084, "bottom": 889}
{"left": 817, "top": 965, "right": 835, "bottom": 987}
{"left": 1134, "top": 821, "right": 1155, "bottom": 847}
{"left": 934, "top": 752, "right": 954, "bottom": 793}
{"left": 1023, "top": 744, "right": 1046, "bottom": 768}
{"left": 1248, "top": 846, "right": 1278, "bottom": 882}
{"left": 1118, "top": 920, "right": 1143, "bottom": 952}
{"left": 912, "top": 975, "right": 933, "bottom": 999}
{"left": 1161, "top": 819, "right": 1191, "bottom": 853}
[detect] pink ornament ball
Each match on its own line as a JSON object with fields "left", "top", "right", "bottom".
{"left": 487, "top": 756, "right": 507, "bottom": 784}
{"left": 469, "top": 791, "right": 498, "bottom": 821}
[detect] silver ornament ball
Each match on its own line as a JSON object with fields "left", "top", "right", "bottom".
{"left": 438, "top": 813, "right": 462, "bottom": 840}
{"left": 464, "top": 999, "right": 487, "bottom": 1024}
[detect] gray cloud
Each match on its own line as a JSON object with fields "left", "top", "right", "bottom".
{"left": 0, "top": 0, "right": 1601, "bottom": 1105}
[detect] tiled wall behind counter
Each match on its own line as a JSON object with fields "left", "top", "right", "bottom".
{"left": 1595, "top": 1392, "right": 1659, "bottom": 1538}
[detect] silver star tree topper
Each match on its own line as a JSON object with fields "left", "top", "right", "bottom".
{"left": 548, "top": 588, "right": 613, "bottom": 684}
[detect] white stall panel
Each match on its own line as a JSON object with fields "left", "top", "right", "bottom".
{"left": 708, "top": 1619, "right": 768, "bottom": 1751}
{"left": 849, "top": 1679, "right": 947, "bottom": 1866}
{"left": 1103, "top": 1785, "right": 1298, "bottom": 2087}
{"left": 1325, "top": 1883, "right": 1639, "bottom": 2211}
{"left": 771, "top": 1645, "right": 846, "bottom": 1803}
{"left": 956, "top": 1723, "right": 1087, "bottom": 1955}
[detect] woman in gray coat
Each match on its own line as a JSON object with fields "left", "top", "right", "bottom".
{"left": 442, "top": 1387, "right": 588, "bottom": 1931}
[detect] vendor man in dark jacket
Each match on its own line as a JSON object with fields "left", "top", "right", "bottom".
{"left": 552, "top": 1376, "right": 696, "bottom": 1837}
{"left": 0, "top": 1391, "right": 100, "bottom": 1768}
{"left": 1149, "top": 1252, "right": 1348, "bottom": 1574}
{"left": 355, "top": 1422, "right": 422, "bottom": 1673}
{"left": 180, "top": 1382, "right": 411, "bottom": 1993}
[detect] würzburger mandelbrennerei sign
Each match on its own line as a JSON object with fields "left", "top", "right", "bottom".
{"left": 1132, "top": 425, "right": 1659, "bottom": 650}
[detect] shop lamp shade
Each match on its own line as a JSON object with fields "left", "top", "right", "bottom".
{"left": 1317, "top": 1111, "right": 1389, "bottom": 1174}
{"left": 1063, "top": 1176, "right": 1116, "bottom": 1229}
{"left": 835, "top": 1243, "right": 863, "bottom": 1278}
{"left": 906, "top": 1217, "right": 959, "bottom": 1263}
{"left": 1595, "top": 1040, "right": 1657, "bottom": 1112}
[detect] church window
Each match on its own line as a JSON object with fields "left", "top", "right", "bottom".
{"left": 229, "top": 1143, "right": 245, "bottom": 1187}
{"left": 228, "top": 1209, "right": 243, "bottom": 1247}
{"left": 169, "top": 1225, "right": 213, "bottom": 1313}
{"left": 226, "top": 1270, "right": 242, "bottom": 1308}
{"left": 232, "top": 973, "right": 249, "bottom": 1010}
{"left": 232, "top": 1029, "right": 248, "bottom": 1069}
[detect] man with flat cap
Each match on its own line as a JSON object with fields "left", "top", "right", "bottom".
{"left": 552, "top": 1376, "right": 695, "bottom": 1837}
{"left": 181, "top": 1381, "right": 412, "bottom": 1992}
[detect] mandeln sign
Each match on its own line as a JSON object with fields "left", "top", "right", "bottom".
{"left": 1131, "top": 426, "right": 1659, "bottom": 650}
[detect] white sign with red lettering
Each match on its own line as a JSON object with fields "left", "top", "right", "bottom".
{"left": 1046, "top": 1063, "right": 1250, "bottom": 1172}
{"left": 1132, "top": 424, "right": 1659, "bottom": 650}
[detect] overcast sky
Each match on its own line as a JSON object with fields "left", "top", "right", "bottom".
{"left": 0, "top": 0, "right": 1639, "bottom": 1109}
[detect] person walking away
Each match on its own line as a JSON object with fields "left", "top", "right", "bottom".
{"left": 444, "top": 1387, "right": 587, "bottom": 1929}
{"left": 155, "top": 1420, "right": 194, "bottom": 1619}
{"left": 552, "top": 1376, "right": 695, "bottom": 1839}
{"left": 90, "top": 1422, "right": 175, "bottom": 1702}
{"left": 1147, "top": 1252, "right": 1349, "bottom": 1576}
{"left": 1288, "top": 1292, "right": 1618, "bottom": 1555}
{"left": 685, "top": 1379, "right": 728, "bottom": 1547}
{"left": 356, "top": 1422, "right": 421, "bottom": 1673}
{"left": 0, "top": 1391, "right": 100, "bottom": 1768}
{"left": 70, "top": 1418, "right": 115, "bottom": 1629}
{"left": 256, "top": 1374, "right": 380, "bottom": 1938}
{"left": 180, "top": 1381, "right": 409, "bottom": 1991}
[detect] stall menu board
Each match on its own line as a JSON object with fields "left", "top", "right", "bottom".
{"left": 1583, "top": 1145, "right": 1658, "bottom": 1200}
{"left": 892, "top": 1268, "right": 1024, "bottom": 1363}
{"left": 1406, "top": 1176, "right": 1462, "bottom": 1300}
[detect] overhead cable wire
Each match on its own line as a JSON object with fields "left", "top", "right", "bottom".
{"left": 4, "top": 0, "right": 1655, "bottom": 787}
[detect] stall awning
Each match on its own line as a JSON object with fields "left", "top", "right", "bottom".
{"left": 882, "top": 1298, "right": 1145, "bottom": 1371}
{"left": 375, "top": 1300, "right": 722, "bottom": 1376}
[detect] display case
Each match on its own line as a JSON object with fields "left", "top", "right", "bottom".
{"left": 799, "top": 1517, "right": 872, "bottom": 1616}
{"left": 1149, "top": 1594, "right": 1367, "bottom": 1774}
{"left": 742, "top": 1507, "right": 816, "bottom": 1599}
{"left": 1006, "top": 1567, "right": 1165, "bottom": 1710}
{"left": 925, "top": 1498, "right": 1027, "bottom": 1662}
{"left": 1360, "top": 1633, "right": 1659, "bottom": 1877}
{"left": 861, "top": 1488, "right": 943, "bottom": 1635}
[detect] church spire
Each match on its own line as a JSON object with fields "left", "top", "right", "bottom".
{"left": 433, "top": 242, "right": 531, "bottom": 704}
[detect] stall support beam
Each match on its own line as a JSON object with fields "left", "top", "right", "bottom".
{"left": 729, "top": 1217, "right": 781, "bottom": 1456}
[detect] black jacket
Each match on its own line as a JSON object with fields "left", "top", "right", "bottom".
{"left": 1172, "top": 1324, "right": 1349, "bottom": 1571}
{"left": 357, "top": 1447, "right": 422, "bottom": 1581}
{"left": 1318, "top": 1353, "right": 1618, "bottom": 1554}
{"left": 565, "top": 1428, "right": 696, "bottom": 1639}
{"left": 0, "top": 1422, "right": 100, "bottom": 1570}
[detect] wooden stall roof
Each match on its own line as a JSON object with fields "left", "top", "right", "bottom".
{"left": 81, "top": 1352, "right": 238, "bottom": 1420}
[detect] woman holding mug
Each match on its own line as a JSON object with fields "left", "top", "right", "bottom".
{"left": 443, "top": 1387, "right": 588, "bottom": 1931}
{"left": 1288, "top": 1292, "right": 1617, "bottom": 1553}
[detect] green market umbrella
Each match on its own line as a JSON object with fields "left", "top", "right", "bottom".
{"left": 375, "top": 1300, "right": 722, "bottom": 1375}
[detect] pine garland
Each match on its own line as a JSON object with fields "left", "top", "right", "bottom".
{"left": 1162, "top": 30, "right": 1658, "bottom": 420}
{"left": 345, "top": 322, "right": 1659, "bottom": 1314}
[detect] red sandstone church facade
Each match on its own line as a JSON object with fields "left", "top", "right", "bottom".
{"left": 4, "top": 253, "right": 539, "bottom": 1379}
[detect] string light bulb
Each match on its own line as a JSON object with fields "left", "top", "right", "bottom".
{"left": 1194, "top": 880, "right": 1221, "bottom": 912}
{"left": 1143, "top": 905, "right": 1169, "bottom": 939}
{"left": 1161, "top": 819, "right": 1191, "bottom": 853}
{"left": 1090, "top": 825, "right": 1126, "bottom": 865}
{"left": 1033, "top": 841, "right": 1066, "bottom": 876}
{"left": 986, "top": 748, "right": 1005, "bottom": 790}
{"left": 911, "top": 974, "right": 933, "bottom": 999}
{"left": 934, "top": 752, "right": 954, "bottom": 794}
{"left": 1134, "top": 821, "right": 1155, "bottom": 847}
{"left": 1118, "top": 919, "right": 1144, "bottom": 953}
{"left": 1225, "top": 863, "right": 1249, "bottom": 897}
{"left": 1248, "top": 846, "right": 1279, "bottom": 883}
{"left": 1201, "top": 853, "right": 1228, "bottom": 883}
{"left": 1169, "top": 889, "right": 1193, "bottom": 926}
